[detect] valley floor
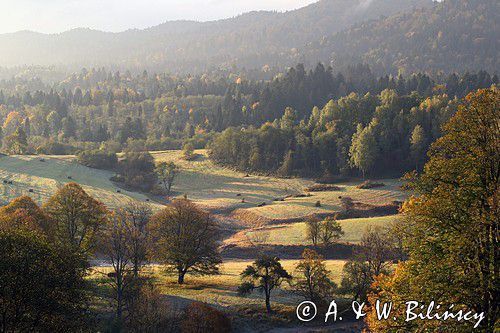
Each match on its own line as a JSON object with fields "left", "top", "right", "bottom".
{"left": 0, "top": 150, "right": 405, "bottom": 332}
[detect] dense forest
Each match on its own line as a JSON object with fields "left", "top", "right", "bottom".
{"left": 0, "top": 63, "right": 497, "bottom": 178}
{"left": 1, "top": 0, "right": 497, "bottom": 74}
{"left": 311, "top": 0, "right": 499, "bottom": 74}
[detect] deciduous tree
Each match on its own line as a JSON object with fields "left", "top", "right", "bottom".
{"left": 150, "top": 199, "right": 221, "bottom": 284}
{"left": 293, "top": 249, "right": 336, "bottom": 304}
{"left": 238, "top": 255, "right": 291, "bottom": 313}
{"left": 367, "top": 89, "right": 499, "bottom": 332}
{"left": 43, "top": 182, "right": 107, "bottom": 255}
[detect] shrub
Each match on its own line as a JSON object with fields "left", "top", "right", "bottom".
{"left": 124, "top": 279, "right": 179, "bottom": 332}
{"left": 357, "top": 181, "right": 385, "bottom": 189}
{"left": 306, "top": 184, "right": 342, "bottom": 192}
{"left": 117, "top": 152, "right": 157, "bottom": 192}
{"left": 340, "top": 196, "right": 355, "bottom": 211}
{"left": 182, "top": 143, "right": 196, "bottom": 160}
{"left": 77, "top": 150, "right": 117, "bottom": 170}
{"left": 181, "top": 302, "right": 231, "bottom": 333}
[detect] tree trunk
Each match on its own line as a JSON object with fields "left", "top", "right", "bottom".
{"left": 133, "top": 260, "right": 139, "bottom": 278}
{"left": 178, "top": 270, "right": 186, "bottom": 284}
{"left": 116, "top": 282, "right": 123, "bottom": 325}
{"left": 265, "top": 291, "right": 272, "bottom": 313}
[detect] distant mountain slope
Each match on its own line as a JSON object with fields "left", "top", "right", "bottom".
{"left": 0, "top": 0, "right": 430, "bottom": 72}
{"left": 308, "top": 0, "right": 499, "bottom": 74}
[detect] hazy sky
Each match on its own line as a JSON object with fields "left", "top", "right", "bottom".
{"left": 0, "top": 0, "right": 318, "bottom": 34}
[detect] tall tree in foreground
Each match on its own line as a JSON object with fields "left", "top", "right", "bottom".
{"left": 122, "top": 201, "right": 152, "bottom": 277}
{"left": 0, "top": 196, "right": 52, "bottom": 236}
{"left": 238, "top": 255, "right": 292, "bottom": 313}
{"left": 293, "top": 249, "right": 336, "bottom": 304}
{"left": 0, "top": 229, "right": 87, "bottom": 332}
{"left": 366, "top": 89, "right": 499, "bottom": 332}
{"left": 150, "top": 199, "right": 221, "bottom": 284}
{"left": 103, "top": 210, "right": 132, "bottom": 327}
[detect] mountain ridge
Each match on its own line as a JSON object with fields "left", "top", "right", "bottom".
{"left": 0, "top": 0, "right": 432, "bottom": 71}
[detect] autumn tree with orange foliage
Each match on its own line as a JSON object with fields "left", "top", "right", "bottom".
{"left": 0, "top": 196, "right": 52, "bottom": 236}
{"left": 366, "top": 88, "right": 499, "bottom": 332}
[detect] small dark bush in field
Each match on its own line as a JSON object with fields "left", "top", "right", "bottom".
{"left": 357, "top": 181, "right": 385, "bottom": 189}
{"left": 315, "top": 201, "right": 321, "bottom": 207}
{"left": 77, "top": 150, "right": 118, "bottom": 170}
{"left": 236, "top": 193, "right": 242, "bottom": 197}
{"left": 289, "top": 193, "right": 311, "bottom": 198}
{"left": 316, "top": 174, "right": 349, "bottom": 184}
{"left": 116, "top": 190, "right": 121, "bottom": 193}
{"left": 258, "top": 202, "right": 266, "bottom": 207}
{"left": 67, "top": 176, "right": 72, "bottom": 179}
{"left": 306, "top": 184, "right": 342, "bottom": 192}
{"left": 117, "top": 152, "right": 157, "bottom": 192}
{"left": 182, "top": 143, "right": 196, "bottom": 160}
{"left": 340, "top": 196, "right": 355, "bottom": 211}
{"left": 28, "top": 189, "right": 34, "bottom": 193}
{"left": 39, "top": 158, "right": 45, "bottom": 162}
{"left": 182, "top": 302, "right": 231, "bottom": 333}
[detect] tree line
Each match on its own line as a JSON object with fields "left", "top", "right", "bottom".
{"left": 0, "top": 64, "right": 495, "bottom": 156}
{"left": 210, "top": 88, "right": 461, "bottom": 178}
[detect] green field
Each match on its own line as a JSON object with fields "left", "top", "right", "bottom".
{"left": 152, "top": 150, "right": 404, "bottom": 223}
{"left": 239, "top": 215, "right": 400, "bottom": 246}
{"left": 0, "top": 151, "right": 404, "bottom": 225}
{"left": 2, "top": 150, "right": 402, "bottom": 331}
{"left": 91, "top": 259, "right": 346, "bottom": 310}
{"left": 0, "top": 154, "right": 162, "bottom": 209}
{"left": 151, "top": 150, "right": 311, "bottom": 211}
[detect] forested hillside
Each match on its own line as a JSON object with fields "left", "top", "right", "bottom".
{"left": 0, "top": 0, "right": 432, "bottom": 72}
{"left": 1, "top": 0, "right": 497, "bottom": 75}
{"left": 0, "top": 63, "right": 496, "bottom": 178}
{"left": 310, "top": 0, "right": 499, "bottom": 74}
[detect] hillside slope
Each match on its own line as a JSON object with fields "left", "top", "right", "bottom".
{"left": 308, "top": 0, "right": 499, "bottom": 74}
{"left": 0, "top": 0, "right": 430, "bottom": 72}
{"left": 0, "top": 151, "right": 404, "bottom": 224}
{"left": 0, "top": 154, "right": 159, "bottom": 209}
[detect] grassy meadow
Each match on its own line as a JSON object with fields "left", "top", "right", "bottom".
{"left": 240, "top": 215, "right": 400, "bottom": 246}
{"left": 152, "top": 150, "right": 404, "bottom": 224}
{"left": 0, "top": 150, "right": 404, "bottom": 223}
{"left": 1, "top": 149, "right": 404, "bottom": 327}
{"left": 91, "top": 259, "right": 346, "bottom": 307}
{"left": 0, "top": 154, "right": 163, "bottom": 209}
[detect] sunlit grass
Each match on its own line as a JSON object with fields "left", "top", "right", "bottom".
{"left": 88, "top": 259, "right": 347, "bottom": 310}
{"left": 244, "top": 215, "right": 400, "bottom": 246}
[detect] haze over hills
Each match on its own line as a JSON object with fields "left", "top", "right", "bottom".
{"left": 308, "top": 0, "right": 499, "bottom": 74}
{"left": 0, "top": 0, "right": 431, "bottom": 72}
{"left": 0, "top": 0, "right": 497, "bottom": 75}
